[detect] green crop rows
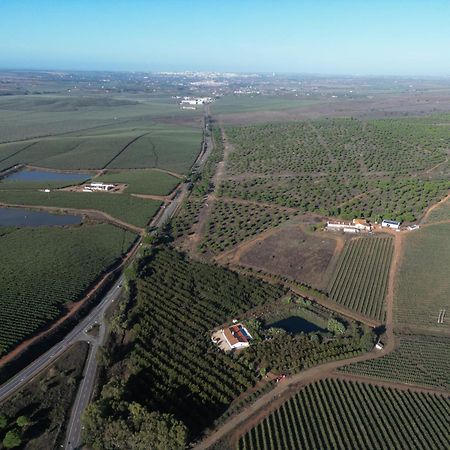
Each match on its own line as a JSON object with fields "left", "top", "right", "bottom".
{"left": 394, "top": 223, "right": 450, "bottom": 331}
{"left": 223, "top": 117, "right": 450, "bottom": 222}
{"left": 238, "top": 378, "right": 450, "bottom": 450}
{"left": 0, "top": 225, "right": 136, "bottom": 356}
{"left": 328, "top": 236, "right": 393, "bottom": 321}
{"left": 340, "top": 334, "right": 450, "bottom": 390}
{"left": 0, "top": 190, "right": 160, "bottom": 228}
{"left": 200, "top": 201, "right": 293, "bottom": 254}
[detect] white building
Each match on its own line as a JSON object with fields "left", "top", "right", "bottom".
{"left": 220, "top": 323, "right": 253, "bottom": 351}
{"left": 83, "top": 182, "right": 115, "bottom": 192}
{"left": 381, "top": 219, "right": 401, "bottom": 230}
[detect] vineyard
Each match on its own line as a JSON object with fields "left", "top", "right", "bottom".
{"left": 0, "top": 190, "right": 161, "bottom": 228}
{"left": 83, "top": 246, "right": 286, "bottom": 444}
{"left": 340, "top": 334, "right": 450, "bottom": 390}
{"left": 394, "top": 223, "right": 450, "bottom": 331}
{"left": 238, "top": 378, "right": 450, "bottom": 450}
{"left": 327, "top": 236, "right": 393, "bottom": 321}
{"left": 222, "top": 117, "right": 450, "bottom": 221}
{"left": 0, "top": 224, "right": 136, "bottom": 356}
{"left": 199, "top": 200, "right": 293, "bottom": 254}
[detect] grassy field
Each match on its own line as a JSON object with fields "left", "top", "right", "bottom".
{"left": 222, "top": 117, "right": 450, "bottom": 222}
{"left": 328, "top": 236, "right": 393, "bottom": 321}
{"left": 238, "top": 378, "right": 450, "bottom": 450}
{"left": 423, "top": 196, "right": 450, "bottom": 223}
{"left": 0, "top": 123, "right": 202, "bottom": 173}
{"left": 199, "top": 201, "right": 293, "bottom": 255}
{"left": 0, "top": 341, "right": 88, "bottom": 450}
{"left": 340, "top": 334, "right": 450, "bottom": 390}
{"left": 394, "top": 223, "right": 450, "bottom": 331}
{"left": 96, "top": 169, "right": 180, "bottom": 195}
{"left": 0, "top": 94, "right": 200, "bottom": 143}
{"left": 0, "top": 190, "right": 161, "bottom": 228}
{"left": 0, "top": 224, "right": 136, "bottom": 356}
{"left": 212, "top": 95, "right": 323, "bottom": 115}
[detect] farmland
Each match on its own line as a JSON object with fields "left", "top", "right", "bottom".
{"left": 340, "top": 334, "right": 450, "bottom": 390}
{"left": 82, "top": 246, "right": 285, "bottom": 445}
{"left": 0, "top": 341, "right": 88, "bottom": 450}
{"left": 238, "top": 378, "right": 450, "bottom": 450}
{"left": 0, "top": 123, "right": 202, "bottom": 174}
{"left": 0, "top": 190, "right": 161, "bottom": 228}
{"left": 0, "top": 224, "right": 136, "bottom": 356}
{"left": 235, "top": 225, "right": 341, "bottom": 291}
{"left": 394, "top": 223, "right": 450, "bottom": 332}
{"left": 327, "top": 236, "right": 393, "bottom": 321}
{"left": 222, "top": 117, "right": 450, "bottom": 221}
{"left": 96, "top": 169, "right": 180, "bottom": 196}
{"left": 199, "top": 200, "right": 293, "bottom": 255}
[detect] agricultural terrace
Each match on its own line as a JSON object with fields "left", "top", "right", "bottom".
{"left": 234, "top": 225, "right": 341, "bottom": 291}
{"left": 394, "top": 223, "right": 450, "bottom": 332}
{"left": 238, "top": 378, "right": 450, "bottom": 450}
{"left": 95, "top": 169, "right": 180, "bottom": 196}
{"left": 221, "top": 116, "right": 450, "bottom": 222}
{"left": 199, "top": 200, "right": 294, "bottom": 255}
{"left": 0, "top": 190, "right": 161, "bottom": 228}
{"left": 0, "top": 224, "right": 136, "bottom": 356}
{"left": 340, "top": 334, "right": 450, "bottom": 391}
{"left": 0, "top": 123, "right": 202, "bottom": 174}
{"left": 82, "top": 246, "right": 286, "bottom": 443}
{"left": 0, "top": 94, "right": 200, "bottom": 143}
{"left": 328, "top": 236, "right": 393, "bottom": 322}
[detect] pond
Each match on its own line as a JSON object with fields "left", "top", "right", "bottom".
{"left": 267, "top": 315, "right": 325, "bottom": 334}
{"left": 2, "top": 169, "right": 91, "bottom": 183}
{"left": 0, "top": 207, "right": 82, "bottom": 227}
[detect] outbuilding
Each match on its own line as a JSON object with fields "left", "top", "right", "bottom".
{"left": 381, "top": 219, "right": 401, "bottom": 230}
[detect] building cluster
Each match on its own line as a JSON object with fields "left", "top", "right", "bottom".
{"left": 180, "top": 96, "right": 213, "bottom": 109}
{"left": 82, "top": 182, "right": 115, "bottom": 192}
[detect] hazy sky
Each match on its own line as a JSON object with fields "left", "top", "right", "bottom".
{"left": 1, "top": 0, "right": 450, "bottom": 76}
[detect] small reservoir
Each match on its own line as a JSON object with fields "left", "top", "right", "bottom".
{"left": 0, "top": 207, "right": 82, "bottom": 227}
{"left": 2, "top": 169, "right": 91, "bottom": 183}
{"left": 267, "top": 316, "right": 325, "bottom": 334}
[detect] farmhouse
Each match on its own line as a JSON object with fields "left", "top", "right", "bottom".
{"left": 381, "top": 219, "right": 401, "bottom": 230}
{"left": 83, "top": 182, "right": 115, "bottom": 192}
{"left": 220, "top": 323, "right": 253, "bottom": 351}
{"left": 326, "top": 218, "right": 371, "bottom": 233}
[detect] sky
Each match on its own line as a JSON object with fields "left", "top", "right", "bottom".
{"left": 1, "top": 0, "right": 450, "bottom": 76}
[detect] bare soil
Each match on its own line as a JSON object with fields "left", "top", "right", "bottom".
{"left": 222, "top": 225, "right": 343, "bottom": 291}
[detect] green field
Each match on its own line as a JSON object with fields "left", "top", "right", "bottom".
{"left": 212, "top": 95, "right": 323, "bottom": 115}
{"left": 328, "top": 236, "right": 393, "bottom": 321}
{"left": 0, "top": 190, "right": 161, "bottom": 228}
{"left": 340, "top": 334, "right": 450, "bottom": 390}
{"left": 423, "top": 196, "right": 450, "bottom": 223}
{"left": 394, "top": 223, "right": 450, "bottom": 331}
{"left": 222, "top": 117, "right": 450, "bottom": 221}
{"left": 0, "top": 94, "right": 199, "bottom": 143}
{"left": 0, "top": 224, "right": 136, "bottom": 356}
{"left": 238, "top": 378, "right": 450, "bottom": 450}
{"left": 96, "top": 169, "right": 180, "bottom": 195}
{"left": 0, "top": 123, "right": 201, "bottom": 173}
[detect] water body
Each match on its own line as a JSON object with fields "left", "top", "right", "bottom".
{"left": 3, "top": 169, "right": 91, "bottom": 183}
{"left": 267, "top": 316, "right": 325, "bottom": 334}
{"left": 0, "top": 207, "right": 82, "bottom": 227}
